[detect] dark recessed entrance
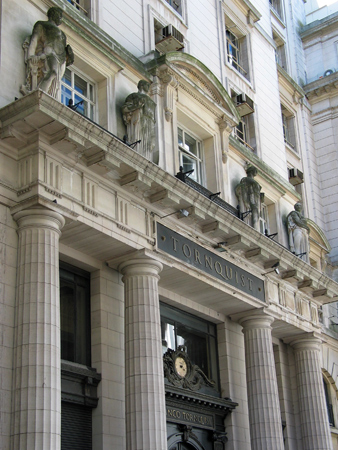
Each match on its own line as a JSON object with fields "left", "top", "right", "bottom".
{"left": 161, "top": 304, "right": 237, "bottom": 450}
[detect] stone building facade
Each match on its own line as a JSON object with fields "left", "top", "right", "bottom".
{"left": 1, "top": 0, "right": 338, "bottom": 449}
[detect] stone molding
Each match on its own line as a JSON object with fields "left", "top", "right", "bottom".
{"left": 2, "top": 92, "right": 338, "bottom": 309}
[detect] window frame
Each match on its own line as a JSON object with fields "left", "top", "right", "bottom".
{"left": 160, "top": 303, "right": 220, "bottom": 392}
{"left": 61, "top": 67, "right": 96, "bottom": 121}
{"left": 269, "top": 0, "right": 283, "bottom": 20}
{"left": 66, "top": 0, "right": 90, "bottom": 16}
{"left": 226, "top": 29, "right": 248, "bottom": 78}
{"left": 233, "top": 116, "right": 255, "bottom": 152}
{"left": 60, "top": 262, "right": 91, "bottom": 367}
{"left": 323, "top": 377, "right": 335, "bottom": 427}
{"left": 281, "top": 106, "right": 297, "bottom": 152}
{"left": 259, "top": 203, "right": 269, "bottom": 235}
{"left": 177, "top": 126, "right": 204, "bottom": 185}
{"left": 164, "top": 0, "right": 182, "bottom": 16}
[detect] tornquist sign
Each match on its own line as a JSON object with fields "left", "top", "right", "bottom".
{"left": 157, "top": 223, "right": 265, "bottom": 302}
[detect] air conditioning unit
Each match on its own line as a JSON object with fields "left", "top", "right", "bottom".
{"left": 155, "top": 25, "right": 184, "bottom": 53}
{"left": 235, "top": 93, "right": 254, "bottom": 116}
{"left": 289, "top": 168, "right": 304, "bottom": 186}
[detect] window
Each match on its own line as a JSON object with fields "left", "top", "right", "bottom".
{"left": 323, "top": 378, "right": 335, "bottom": 427}
{"left": 234, "top": 120, "right": 248, "bottom": 148}
{"left": 233, "top": 116, "right": 256, "bottom": 151}
{"left": 165, "top": 0, "right": 182, "bottom": 15}
{"left": 161, "top": 303, "right": 219, "bottom": 392}
{"left": 67, "top": 0, "right": 89, "bottom": 16}
{"left": 61, "top": 68, "right": 95, "bottom": 120}
{"left": 260, "top": 204, "right": 269, "bottom": 235}
{"left": 273, "top": 31, "right": 287, "bottom": 72}
{"left": 226, "top": 27, "right": 249, "bottom": 80}
{"left": 60, "top": 262, "right": 91, "bottom": 366}
{"left": 231, "top": 89, "right": 256, "bottom": 151}
{"left": 327, "top": 302, "right": 338, "bottom": 333}
{"left": 275, "top": 43, "right": 287, "bottom": 69}
{"left": 269, "top": 0, "right": 283, "bottom": 19}
{"left": 281, "top": 105, "right": 297, "bottom": 151}
{"left": 178, "top": 127, "right": 203, "bottom": 184}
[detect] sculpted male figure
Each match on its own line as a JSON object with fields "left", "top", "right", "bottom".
{"left": 287, "top": 202, "right": 310, "bottom": 262}
{"left": 21, "top": 7, "right": 74, "bottom": 97}
{"left": 122, "top": 80, "right": 156, "bottom": 161}
{"left": 235, "top": 165, "right": 263, "bottom": 232}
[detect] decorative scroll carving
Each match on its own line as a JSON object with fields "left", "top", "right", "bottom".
{"left": 163, "top": 345, "right": 215, "bottom": 391}
{"left": 213, "top": 431, "right": 228, "bottom": 450}
{"left": 179, "top": 425, "right": 196, "bottom": 442}
{"left": 174, "top": 64, "right": 222, "bottom": 105}
{"left": 159, "top": 70, "right": 179, "bottom": 123}
{"left": 218, "top": 116, "right": 234, "bottom": 163}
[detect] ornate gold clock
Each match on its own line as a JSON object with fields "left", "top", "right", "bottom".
{"left": 174, "top": 356, "right": 187, "bottom": 378}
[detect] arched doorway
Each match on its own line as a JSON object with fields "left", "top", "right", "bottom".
{"left": 168, "top": 431, "right": 206, "bottom": 450}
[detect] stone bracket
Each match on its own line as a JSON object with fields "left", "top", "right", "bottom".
{"left": 86, "top": 150, "right": 121, "bottom": 171}
{"left": 149, "top": 189, "right": 181, "bottom": 207}
{"left": 120, "top": 171, "right": 152, "bottom": 191}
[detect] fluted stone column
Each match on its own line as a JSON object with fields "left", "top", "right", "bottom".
{"left": 11, "top": 208, "right": 65, "bottom": 450}
{"left": 239, "top": 314, "right": 284, "bottom": 450}
{"left": 119, "top": 256, "right": 167, "bottom": 450}
{"left": 290, "top": 334, "right": 333, "bottom": 450}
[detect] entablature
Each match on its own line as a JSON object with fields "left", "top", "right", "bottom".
{"left": 1, "top": 90, "right": 338, "bottom": 309}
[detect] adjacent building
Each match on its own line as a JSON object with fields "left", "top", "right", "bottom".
{"left": 1, "top": 0, "right": 338, "bottom": 449}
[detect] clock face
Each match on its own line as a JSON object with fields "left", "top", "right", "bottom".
{"left": 175, "top": 356, "right": 187, "bottom": 378}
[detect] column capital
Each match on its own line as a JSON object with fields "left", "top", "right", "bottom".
{"left": 283, "top": 332, "right": 324, "bottom": 352}
{"left": 12, "top": 206, "right": 65, "bottom": 233}
{"left": 117, "top": 250, "right": 163, "bottom": 279}
{"left": 231, "top": 307, "right": 280, "bottom": 330}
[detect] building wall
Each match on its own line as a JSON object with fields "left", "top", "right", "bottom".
{"left": 1, "top": 0, "right": 338, "bottom": 450}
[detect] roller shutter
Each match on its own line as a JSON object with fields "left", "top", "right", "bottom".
{"left": 61, "top": 402, "right": 92, "bottom": 450}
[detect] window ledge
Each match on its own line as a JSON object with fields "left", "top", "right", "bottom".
{"left": 270, "top": 6, "right": 286, "bottom": 29}
{"left": 225, "top": 62, "right": 252, "bottom": 87}
{"left": 158, "top": 0, "right": 187, "bottom": 26}
{"left": 285, "top": 143, "right": 300, "bottom": 159}
{"left": 61, "top": 360, "right": 101, "bottom": 407}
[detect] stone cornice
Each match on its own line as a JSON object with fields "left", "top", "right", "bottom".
{"left": 147, "top": 52, "right": 241, "bottom": 123}
{"left": 300, "top": 11, "right": 338, "bottom": 41}
{"left": 303, "top": 71, "right": 338, "bottom": 100}
{"left": 277, "top": 66, "right": 305, "bottom": 100}
{"left": 308, "top": 220, "right": 331, "bottom": 253}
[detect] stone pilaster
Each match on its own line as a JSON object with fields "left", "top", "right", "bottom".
{"left": 119, "top": 257, "right": 167, "bottom": 450}
{"left": 289, "top": 334, "right": 333, "bottom": 450}
{"left": 239, "top": 314, "right": 284, "bottom": 450}
{"left": 11, "top": 207, "right": 65, "bottom": 450}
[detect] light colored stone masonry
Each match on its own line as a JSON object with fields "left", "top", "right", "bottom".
{"left": 291, "top": 335, "right": 333, "bottom": 450}
{"left": 119, "top": 256, "right": 167, "bottom": 450}
{"left": 91, "top": 266, "right": 125, "bottom": 450}
{"left": 218, "top": 319, "right": 251, "bottom": 450}
{"left": 239, "top": 314, "right": 285, "bottom": 450}
{"left": 0, "top": 205, "right": 18, "bottom": 450}
{"left": 11, "top": 207, "right": 65, "bottom": 450}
